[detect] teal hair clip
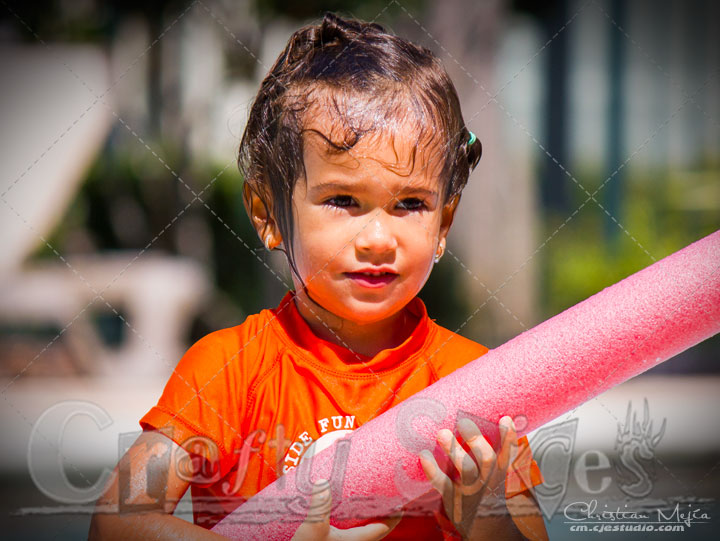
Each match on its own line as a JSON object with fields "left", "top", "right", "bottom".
{"left": 468, "top": 131, "right": 477, "bottom": 146}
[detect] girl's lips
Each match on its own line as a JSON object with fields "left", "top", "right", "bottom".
{"left": 344, "top": 272, "right": 397, "bottom": 288}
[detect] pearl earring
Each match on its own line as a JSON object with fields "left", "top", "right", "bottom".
{"left": 434, "top": 245, "right": 444, "bottom": 264}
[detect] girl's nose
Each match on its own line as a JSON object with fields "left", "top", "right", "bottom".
{"left": 355, "top": 215, "right": 398, "bottom": 255}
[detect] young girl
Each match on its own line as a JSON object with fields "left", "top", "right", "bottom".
{"left": 90, "top": 12, "right": 547, "bottom": 541}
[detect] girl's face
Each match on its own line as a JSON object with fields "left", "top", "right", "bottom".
{"left": 288, "top": 111, "right": 458, "bottom": 327}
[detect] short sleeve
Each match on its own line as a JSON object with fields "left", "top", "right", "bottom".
{"left": 139, "top": 329, "right": 246, "bottom": 479}
{"left": 505, "top": 435, "right": 544, "bottom": 499}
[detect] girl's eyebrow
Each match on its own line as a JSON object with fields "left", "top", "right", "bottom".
{"left": 310, "top": 181, "right": 438, "bottom": 199}
{"left": 309, "top": 181, "right": 359, "bottom": 194}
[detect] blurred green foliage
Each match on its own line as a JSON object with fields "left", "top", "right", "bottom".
{"left": 542, "top": 162, "right": 720, "bottom": 319}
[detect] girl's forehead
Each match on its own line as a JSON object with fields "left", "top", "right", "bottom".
{"left": 302, "top": 108, "right": 445, "bottom": 177}
{"left": 304, "top": 131, "right": 445, "bottom": 183}
{"left": 299, "top": 85, "right": 446, "bottom": 165}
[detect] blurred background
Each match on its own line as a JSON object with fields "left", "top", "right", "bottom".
{"left": 0, "top": 0, "right": 718, "bottom": 539}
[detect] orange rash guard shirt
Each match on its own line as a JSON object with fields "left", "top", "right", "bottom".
{"left": 139, "top": 291, "right": 543, "bottom": 538}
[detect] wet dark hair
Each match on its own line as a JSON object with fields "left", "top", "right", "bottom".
{"left": 239, "top": 12, "right": 481, "bottom": 277}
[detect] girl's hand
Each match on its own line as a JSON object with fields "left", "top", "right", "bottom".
{"left": 291, "top": 479, "right": 401, "bottom": 541}
{"left": 420, "top": 416, "right": 524, "bottom": 541}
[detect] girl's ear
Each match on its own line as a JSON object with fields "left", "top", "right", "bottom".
{"left": 242, "top": 182, "right": 283, "bottom": 250}
{"left": 439, "top": 194, "right": 461, "bottom": 239}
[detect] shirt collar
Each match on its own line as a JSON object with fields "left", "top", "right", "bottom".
{"left": 271, "top": 291, "right": 433, "bottom": 374}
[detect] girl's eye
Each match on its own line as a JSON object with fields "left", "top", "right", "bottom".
{"left": 396, "top": 198, "right": 425, "bottom": 211}
{"left": 325, "top": 195, "right": 355, "bottom": 208}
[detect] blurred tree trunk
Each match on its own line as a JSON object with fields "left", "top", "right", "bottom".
{"left": 425, "top": 0, "right": 538, "bottom": 346}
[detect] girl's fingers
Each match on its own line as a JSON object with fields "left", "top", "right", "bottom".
{"left": 421, "top": 418, "right": 518, "bottom": 506}
{"left": 419, "top": 449, "right": 453, "bottom": 499}
{"left": 307, "top": 479, "right": 333, "bottom": 522}
{"left": 496, "top": 416, "right": 518, "bottom": 473}
{"left": 420, "top": 449, "right": 465, "bottom": 526}
{"left": 297, "top": 479, "right": 402, "bottom": 541}
{"left": 457, "top": 418, "right": 496, "bottom": 481}
{"left": 436, "top": 428, "right": 479, "bottom": 485}
{"left": 333, "top": 515, "right": 402, "bottom": 541}
{"left": 291, "top": 480, "right": 332, "bottom": 540}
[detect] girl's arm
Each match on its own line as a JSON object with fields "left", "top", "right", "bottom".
{"left": 507, "top": 490, "right": 549, "bottom": 541}
{"left": 88, "top": 430, "right": 225, "bottom": 541}
{"left": 90, "top": 430, "right": 398, "bottom": 541}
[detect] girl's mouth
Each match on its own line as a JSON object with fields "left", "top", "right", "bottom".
{"left": 344, "top": 272, "right": 397, "bottom": 288}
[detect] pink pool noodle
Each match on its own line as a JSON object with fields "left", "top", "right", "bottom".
{"left": 212, "top": 230, "right": 720, "bottom": 539}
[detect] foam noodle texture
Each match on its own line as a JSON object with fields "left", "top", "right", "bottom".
{"left": 213, "top": 231, "right": 720, "bottom": 539}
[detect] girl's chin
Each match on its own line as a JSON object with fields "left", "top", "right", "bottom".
{"left": 332, "top": 303, "right": 409, "bottom": 326}
{"left": 299, "top": 287, "right": 414, "bottom": 323}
